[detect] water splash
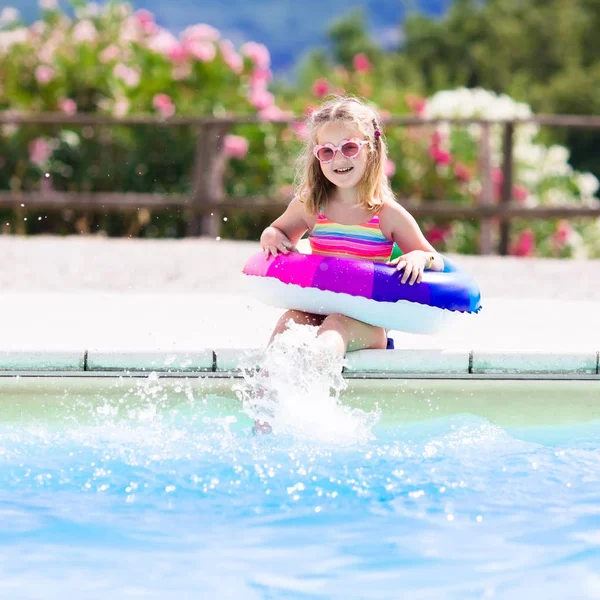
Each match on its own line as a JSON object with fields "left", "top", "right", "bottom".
{"left": 233, "top": 321, "right": 380, "bottom": 445}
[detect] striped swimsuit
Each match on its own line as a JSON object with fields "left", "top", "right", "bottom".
{"left": 308, "top": 209, "right": 394, "bottom": 264}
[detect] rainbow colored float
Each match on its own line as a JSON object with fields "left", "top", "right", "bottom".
{"left": 242, "top": 248, "right": 482, "bottom": 334}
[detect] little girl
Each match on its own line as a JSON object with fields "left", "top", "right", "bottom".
{"left": 260, "top": 96, "right": 443, "bottom": 357}
{"left": 252, "top": 96, "right": 444, "bottom": 433}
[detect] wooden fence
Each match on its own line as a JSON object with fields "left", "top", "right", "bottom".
{"left": 1, "top": 112, "right": 600, "bottom": 254}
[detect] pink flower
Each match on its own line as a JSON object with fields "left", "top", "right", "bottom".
{"left": 426, "top": 225, "right": 450, "bottom": 245}
{"left": 146, "top": 28, "right": 180, "bottom": 56}
{"left": 135, "top": 9, "right": 157, "bottom": 35}
{"left": 223, "top": 134, "right": 249, "bottom": 159}
{"left": 511, "top": 229, "right": 535, "bottom": 257}
{"left": 167, "top": 44, "right": 187, "bottom": 64}
{"left": 405, "top": 93, "right": 426, "bottom": 116}
{"left": 492, "top": 168, "right": 503, "bottom": 187}
{"left": 553, "top": 220, "right": 573, "bottom": 248}
{"left": 384, "top": 159, "right": 396, "bottom": 178}
{"left": 219, "top": 40, "right": 243, "bottom": 74}
{"left": 454, "top": 162, "right": 471, "bottom": 182}
{"left": 35, "top": 65, "right": 55, "bottom": 85}
{"left": 181, "top": 24, "right": 220, "bottom": 43}
{"left": 290, "top": 121, "right": 308, "bottom": 140}
{"left": 99, "top": 44, "right": 120, "bottom": 63}
{"left": 352, "top": 53, "right": 371, "bottom": 73}
{"left": 249, "top": 88, "right": 274, "bottom": 110}
{"left": 312, "top": 78, "right": 330, "bottom": 98}
{"left": 240, "top": 41, "right": 270, "bottom": 69}
{"left": 185, "top": 39, "right": 216, "bottom": 62}
{"left": 152, "top": 94, "right": 175, "bottom": 118}
{"left": 379, "top": 109, "right": 391, "bottom": 122}
{"left": 59, "top": 98, "right": 77, "bottom": 116}
{"left": 29, "top": 138, "right": 52, "bottom": 166}
{"left": 513, "top": 184, "right": 529, "bottom": 203}
{"left": 258, "top": 106, "right": 293, "bottom": 121}
{"left": 429, "top": 146, "right": 451, "bottom": 165}
{"left": 250, "top": 68, "right": 272, "bottom": 90}
{"left": 113, "top": 63, "right": 140, "bottom": 87}
{"left": 430, "top": 131, "right": 443, "bottom": 147}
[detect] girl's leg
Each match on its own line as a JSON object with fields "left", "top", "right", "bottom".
{"left": 254, "top": 312, "right": 385, "bottom": 436}
{"left": 268, "top": 309, "right": 325, "bottom": 344}
{"left": 317, "top": 313, "right": 387, "bottom": 355}
{"left": 253, "top": 310, "right": 324, "bottom": 435}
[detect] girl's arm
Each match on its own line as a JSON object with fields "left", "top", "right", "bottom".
{"left": 261, "top": 197, "right": 310, "bottom": 258}
{"left": 380, "top": 202, "right": 444, "bottom": 285}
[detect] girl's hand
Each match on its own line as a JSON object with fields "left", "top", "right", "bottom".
{"left": 387, "top": 250, "right": 432, "bottom": 285}
{"left": 260, "top": 226, "right": 297, "bottom": 259}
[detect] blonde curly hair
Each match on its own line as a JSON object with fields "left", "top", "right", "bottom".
{"left": 295, "top": 95, "right": 395, "bottom": 214}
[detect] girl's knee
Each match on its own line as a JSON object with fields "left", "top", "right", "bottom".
{"left": 280, "top": 310, "right": 323, "bottom": 328}
{"left": 321, "top": 313, "right": 354, "bottom": 332}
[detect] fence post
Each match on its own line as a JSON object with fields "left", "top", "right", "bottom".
{"left": 478, "top": 122, "right": 495, "bottom": 255}
{"left": 187, "top": 122, "right": 230, "bottom": 237}
{"left": 498, "top": 121, "right": 514, "bottom": 255}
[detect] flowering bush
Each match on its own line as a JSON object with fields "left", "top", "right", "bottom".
{"left": 0, "top": 1, "right": 297, "bottom": 236}
{"left": 406, "top": 88, "right": 600, "bottom": 258}
{"left": 0, "top": 2, "right": 598, "bottom": 256}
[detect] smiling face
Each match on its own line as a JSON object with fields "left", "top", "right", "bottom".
{"left": 315, "top": 121, "right": 369, "bottom": 190}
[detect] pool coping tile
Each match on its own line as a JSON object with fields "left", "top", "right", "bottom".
{"left": 214, "top": 348, "right": 263, "bottom": 372}
{"left": 0, "top": 350, "right": 85, "bottom": 371}
{"left": 86, "top": 350, "right": 214, "bottom": 372}
{"left": 472, "top": 350, "right": 598, "bottom": 374}
{"left": 344, "top": 348, "right": 470, "bottom": 374}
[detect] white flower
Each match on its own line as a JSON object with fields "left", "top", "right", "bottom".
{"left": 120, "top": 16, "right": 142, "bottom": 43}
{"left": 575, "top": 172, "right": 600, "bottom": 198}
{"left": 514, "top": 143, "right": 545, "bottom": 167}
{"left": 0, "top": 7, "right": 20, "bottom": 26}
{"left": 543, "top": 188, "right": 575, "bottom": 205}
{"left": 72, "top": 20, "right": 97, "bottom": 44}
{"left": 0, "top": 27, "right": 28, "bottom": 54}
{"left": 113, "top": 97, "right": 130, "bottom": 117}
{"left": 75, "top": 2, "right": 100, "bottom": 18}
{"left": 60, "top": 131, "right": 80, "bottom": 147}
{"left": 547, "top": 144, "right": 570, "bottom": 165}
{"left": 39, "top": 0, "right": 58, "bottom": 10}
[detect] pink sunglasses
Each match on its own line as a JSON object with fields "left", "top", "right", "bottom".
{"left": 313, "top": 138, "right": 368, "bottom": 163}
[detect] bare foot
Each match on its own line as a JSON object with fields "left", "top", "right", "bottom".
{"left": 252, "top": 420, "right": 273, "bottom": 435}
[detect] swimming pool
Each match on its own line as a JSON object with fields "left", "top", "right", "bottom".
{"left": 1, "top": 376, "right": 599, "bottom": 599}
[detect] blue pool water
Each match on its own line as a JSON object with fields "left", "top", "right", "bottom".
{"left": 0, "top": 376, "right": 599, "bottom": 599}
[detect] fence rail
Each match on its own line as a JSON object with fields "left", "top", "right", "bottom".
{"left": 2, "top": 111, "right": 600, "bottom": 254}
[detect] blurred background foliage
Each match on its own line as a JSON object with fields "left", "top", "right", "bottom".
{"left": 0, "top": 0, "right": 599, "bottom": 257}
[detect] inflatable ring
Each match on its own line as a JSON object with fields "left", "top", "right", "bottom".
{"left": 242, "top": 247, "right": 481, "bottom": 334}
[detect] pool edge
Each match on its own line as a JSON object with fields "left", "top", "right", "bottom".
{"left": 0, "top": 348, "right": 597, "bottom": 380}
